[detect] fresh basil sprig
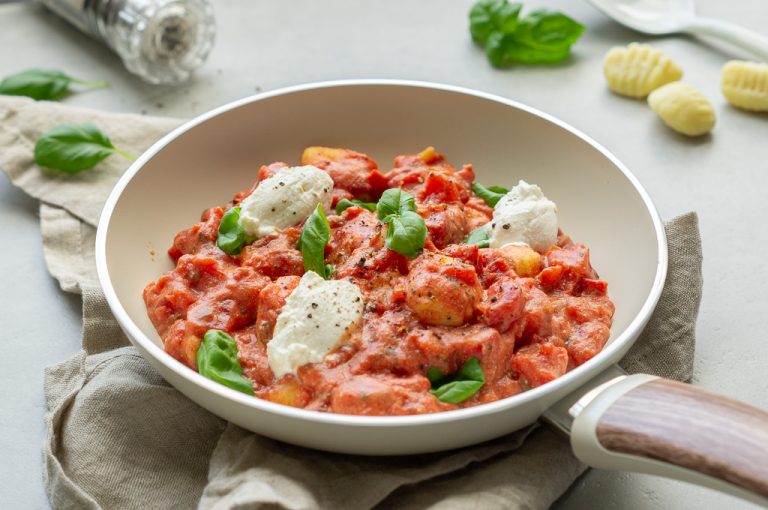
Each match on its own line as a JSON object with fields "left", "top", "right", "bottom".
{"left": 335, "top": 198, "right": 377, "bottom": 214}
{"left": 472, "top": 182, "right": 509, "bottom": 207}
{"left": 196, "top": 329, "right": 254, "bottom": 395}
{"left": 464, "top": 225, "right": 490, "bottom": 248}
{"left": 469, "top": 0, "right": 585, "bottom": 67}
{"left": 298, "top": 204, "right": 333, "bottom": 279}
{"left": 376, "top": 188, "right": 427, "bottom": 259}
{"left": 34, "top": 123, "right": 136, "bottom": 173}
{"left": 427, "top": 357, "right": 485, "bottom": 404}
{"left": 217, "top": 207, "right": 247, "bottom": 255}
{"left": 0, "top": 69, "right": 108, "bottom": 100}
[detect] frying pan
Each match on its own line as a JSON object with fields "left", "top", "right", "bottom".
{"left": 95, "top": 80, "right": 768, "bottom": 506}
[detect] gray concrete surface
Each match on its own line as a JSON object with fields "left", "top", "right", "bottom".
{"left": 1, "top": 0, "right": 766, "bottom": 508}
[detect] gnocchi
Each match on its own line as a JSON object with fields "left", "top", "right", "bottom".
{"left": 603, "top": 43, "right": 683, "bottom": 98}
{"left": 648, "top": 82, "right": 716, "bottom": 137}
{"left": 721, "top": 60, "right": 768, "bottom": 112}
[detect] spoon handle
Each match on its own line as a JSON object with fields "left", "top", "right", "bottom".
{"left": 684, "top": 18, "right": 768, "bottom": 61}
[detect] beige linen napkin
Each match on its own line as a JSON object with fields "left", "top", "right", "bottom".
{"left": 0, "top": 96, "right": 702, "bottom": 510}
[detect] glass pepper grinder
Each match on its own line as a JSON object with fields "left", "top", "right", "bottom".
{"left": 38, "top": 0, "right": 216, "bottom": 85}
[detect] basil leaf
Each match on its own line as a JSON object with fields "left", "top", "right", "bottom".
{"left": 469, "top": 0, "right": 584, "bottom": 66}
{"left": 376, "top": 188, "right": 426, "bottom": 258}
{"left": 385, "top": 210, "right": 427, "bottom": 259}
{"left": 486, "top": 32, "right": 570, "bottom": 66}
{"left": 432, "top": 380, "right": 485, "bottom": 404}
{"left": 464, "top": 225, "right": 490, "bottom": 248}
{"left": 217, "top": 206, "right": 246, "bottom": 255}
{"left": 469, "top": 0, "right": 521, "bottom": 45}
{"left": 472, "top": 182, "right": 509, "bottom": 207}
{"left": 456, "top": 356, "right": 485, "bottom": 381}
{"left": 196, "top": 329, "right": 254, "bottom": 395}
{"left": 34, "top": 123, "right": 135, "bottom": 173}
{"left": 299, "top": 204, "right": 332, "bottom": 278}
{"left": 426, "top": 366, "right": 447, "bottom": 385}
{"left": 429, "top": 357, "right": 485, "bottom": 404}
{"left": 0, "top": 68, "right": 108, "bottom": 100}
{"left": 377, "top": 188, "right": 417, "bottom": 221}
{"left": 516, "top": 9, "right": 585, "bottom": 49}
{"left": 335, "top": 198, "right": 377, "bottom": 214}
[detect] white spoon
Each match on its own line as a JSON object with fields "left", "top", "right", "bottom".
{"left": 587, "top": 0, "right": 768, "bottom": 61}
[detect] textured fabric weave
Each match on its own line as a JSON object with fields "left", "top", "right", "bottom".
{"left": 0, "top": 96, "right": 702, "bottom": 510}
{"left": 619, "top": 213, "right": 702, "bottom": 382}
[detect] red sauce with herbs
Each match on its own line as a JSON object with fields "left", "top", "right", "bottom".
{"left": 143, "top": 147, "right": 614, "bottom": 415}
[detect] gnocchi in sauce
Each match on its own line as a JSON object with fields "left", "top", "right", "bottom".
{"left": 143, "top": 147, "right": 614, "bottom": 415}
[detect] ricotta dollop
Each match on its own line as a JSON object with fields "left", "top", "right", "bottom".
{"left": 488, "top": 180, "right": 558, "bottom": 253}
{"left": 267, "top": 272, "right": 364, "bottom": 378}
{"left": 239, "top": 165, "right": 334, "bottom": 238}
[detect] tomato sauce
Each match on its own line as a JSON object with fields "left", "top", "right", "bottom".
{"left": 143, "top": 147, "right": 614, "bottom": 415}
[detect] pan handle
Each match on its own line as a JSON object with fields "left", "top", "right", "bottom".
{"left": 569, "top": 374, "right": 768, "bottom": 507}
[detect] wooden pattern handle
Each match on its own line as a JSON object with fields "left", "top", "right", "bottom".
{"left": 596, "top": 378, "right": 768, "bottom": 498}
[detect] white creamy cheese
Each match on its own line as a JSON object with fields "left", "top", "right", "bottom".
{"left": 267, "top": 272, "right": 364, "bottom": 378}
{"left": 239, "top": 165, "right": 334, "bottom": 238}
{"left": 488, "top": 180, "right": 558, "bottom": 253}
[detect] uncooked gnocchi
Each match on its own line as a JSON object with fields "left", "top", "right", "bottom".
{"left": 648, "top": 82, "right": 716, "bottom": 136}
{"left": 603, "top": 43, "right": 683, "bottom": 98}
{"left": 721, "top": 60, "right": 768, "bottom": 112}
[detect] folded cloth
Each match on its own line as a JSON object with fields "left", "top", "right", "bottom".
{"left": 0, "top": 96, "right": 702, "bottom": 510}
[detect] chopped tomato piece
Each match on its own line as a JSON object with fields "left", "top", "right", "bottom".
{"left": 545, "top": 244, "right": 597, "bottom": 280}
{"left": 419, "top": 171, "right": 464, "bottom": 204}
{"left": 477, "top": 248, "right": 515, "bottom": 286}
{"left": 575, "top": 278, "right": 609, "bottom": 296}
{"left": 479, "top": 276, "right": 527, "bottom": 333}
{"left": 330, "top": 374, "right": 446, "bottom": 415}
{"left": 567, "top": 322, "right": 611, "bottom": 366}
{"left": 514, "top": 343, "right": 568, "bottom": 388}
{"left": 419, "top": 202, "right": 470, "bottom": 249}
{"left": 143, "top": 272, "right": 199, "bottom": 336}
{"left": 168, "top": 207, "right": 223, "bottom": 259}
{"left": 537, "top": 265, "right": 564, "bottom": 287}
{"left": 255, "top": 275, "right": 301, "bottom": 343}
{"left": 441, "top": 243, "right": 479, "bottom": 269}
{"left": 301, "top": 146, "right": 388, "bottom": 201}
{"left": 241, "top": 228, "right": 304, "bottom": 279}
{"left": 256, "top": 161, "right": 289, "bottom": 183}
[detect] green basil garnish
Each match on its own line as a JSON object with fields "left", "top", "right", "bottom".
{"left": 298, "top": 204, "right": 332, "bottom": 279}
{"left": 217, "top": 206, "right": 247, "bottom": 255}
{"left": 469, "top": 1, "right": 585, "bottom": 67}
{"left": 464, "top": 225, "right": 490, "bottom": 248}
{"left": 385, "top": 213, "right": 428, "bottom": 259}
{"left": 34, "top": 123, "right": 136, "bottom": 173}
{"left": 0, "top": 68, "right": 108, "bottom": 101}
{"left": 335, "top": 198, "right": 377, "bottom": 214}
{"left": 376, "top": 188, "right": 427, "bottom": 259}
{"left": 426, "top": 366, "right": 447, "bottom": 385}
{"left": 428, "top": 357, "right": 485, "bottom": 404}
{"left": 472, "top": 182, "right": 509, "bottom": 207}
{"left": 196, "top": 329, "right": 254, "bottom": 395}
{"left": 377, "top": 188, "right": 416, "bottom": 219}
